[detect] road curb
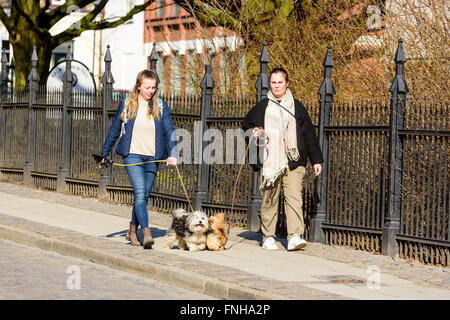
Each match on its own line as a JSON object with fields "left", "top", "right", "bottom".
{"left": 0, "top": 222, "right": 288, "bottom": 300}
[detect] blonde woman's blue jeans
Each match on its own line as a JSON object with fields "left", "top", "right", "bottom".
{"left": 124, "top": 154, "right": 158, "bottom": 229}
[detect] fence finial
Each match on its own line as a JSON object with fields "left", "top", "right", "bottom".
{"left": 389, "top": 38, "right": 408, "bottom": 95}
{"left": 255, "top": 42, "right": 269, "bottom": 101}
{"left": 260, "top": 42, "right": 269, "bottom": 63}
{"left": 101, "top": 45, "right": 115, "bottom": 86}
{"left": 149, "top": 42, "right": 160, "bottom": 85}
{"left": 200, "top": 64, "right": 215, "bottom": 90}
{"left": 318, "top": 45, "right": 335, "bottom": 96}
{"left": 104, "top": 44, "right": 112, "bottom": 62}
{"left": 28, "top": 46, "right": 40, "bottom": 82}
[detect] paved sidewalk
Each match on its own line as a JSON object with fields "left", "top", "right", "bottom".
{"left": 0, "top": 182, "right": 449, "bottom": 300}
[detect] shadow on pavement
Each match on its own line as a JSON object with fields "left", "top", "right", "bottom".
{"left": 104, "top": 227, "right": 167, "bottom": 240}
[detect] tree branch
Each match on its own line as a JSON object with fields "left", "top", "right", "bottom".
{"left": 53, "top": 0, "right": 154, "bottom": 45}
{"left": 0, "top": 6, "right": 12, "bottom": 32}
{"left": 45, "top": 0, "right": 95, "bottom": 28}
{"left": 176, "top": 0, "right": 242, "bottom": 31}
{"left": 78, "top": 0, "right": 109, "bottom": 25}
{"left": 40, "top": 0, "right": 51, "bottom": 13}
{"left": 12, "top": 1, "right": 47, "bottom": 35}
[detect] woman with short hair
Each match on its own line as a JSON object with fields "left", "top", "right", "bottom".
{"left": 242, "top": 67, "right": 323, "bottom": 251}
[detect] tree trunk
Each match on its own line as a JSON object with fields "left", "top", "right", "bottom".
{"left": 10, "top": 30, "right": 55, "bottom": 87}
{"left": 7, "top": 0, "right": 56, "bottom": 87}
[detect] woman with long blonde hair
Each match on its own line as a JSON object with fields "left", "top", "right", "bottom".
{"left": 101, "top": 70, "right": 177, "bottom": 249}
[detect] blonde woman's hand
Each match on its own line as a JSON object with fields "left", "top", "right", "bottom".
{"left": 166, "top": 157, "right": 177, "bottom": 166}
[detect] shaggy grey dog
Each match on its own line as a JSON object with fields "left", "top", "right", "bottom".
{"left": 166, "top": 208, "right": 209, "bottom": 251}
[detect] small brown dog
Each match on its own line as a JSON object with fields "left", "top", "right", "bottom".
{"left": 206, "top": 213, "right": 228, "bottom": 251}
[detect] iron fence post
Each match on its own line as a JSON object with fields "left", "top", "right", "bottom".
{"left": 0, "top": 49, "right": 7, "bottom": 101}
{"left": 24, "top": 46, "right": 39, "bottom": 187}
{"left": 57, "top": 46, "right": 74, "bottom": 193}
{"left": 99, "top": 45, "right": 114, "bottom": 200}
{"left": 192, "top": 64, "right": 214, "bottom": 211}
{"left": 382, "top": 38, "right": 408, "bottom": 256}
{"left": 310, "top": 45, "right": 335, "bottom": 243}
{"left": 149, "top": 43, "right": 160, "bottom": 85}
{"left": 247, "top": 42, "right": 269, "bottom": 232}
{"left": 0, "top": 49, "right": 8, "bottom": 175}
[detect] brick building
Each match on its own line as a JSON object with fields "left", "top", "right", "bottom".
{"left": 143, "top": 0, "right": 243, "bottom": 94}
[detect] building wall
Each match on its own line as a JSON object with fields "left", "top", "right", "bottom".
{"left": 100, "top": 0, "right": 148, "bottom": 90}
{"left": 143, "top": 0, "right": 243, "bottom": 94}
{"left": 47, "top": 0, "right": 147, "bottom": 90}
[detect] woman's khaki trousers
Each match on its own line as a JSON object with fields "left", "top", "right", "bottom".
{"left": 260, "top": 166, "right": 306, "bottom": 243}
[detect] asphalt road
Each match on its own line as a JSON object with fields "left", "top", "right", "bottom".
{"left": 0, "top": 238, "right": 215, "bottom": 300}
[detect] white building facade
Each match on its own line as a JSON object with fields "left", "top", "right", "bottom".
{"left": 100, "top": 0, "right": 148, "bottom": 90}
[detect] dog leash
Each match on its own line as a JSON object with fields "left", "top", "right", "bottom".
{"left": 93, "top": 155, "right": 195, "bottom": 212}
{"left": 94, "top": 131, "right": 264, "bottom": 235}
{"left": 173, "top": 164, "right": 195, "bottom": 213}
{"left": 229, "top": 133, "right": 265, "bottom": 235}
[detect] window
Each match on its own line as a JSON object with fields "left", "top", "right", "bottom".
{"left": 220, "top": 51, "right": 229, "bottom": 94}
{"left": 53, "top": 53, "right": 66, "bottom": 65}
{"left": 173, "top": 3, "right": 180, "bottom": 16}
{"left": 183, "top": 22, "right": 196, "bottom": 30}
{"left": 172, "top": 52, "right": 181, "bottom": 92}
{"left": 239, "top": 53, "right": 247, "bottom": 92}
{"left": 168, "top": 24, "right": 180, "bottom": 31}
{"left": 187, "top": 50, "right": 196, "bottom": 95}
{"left": 157, "top": 0, "right": 165, "bottom": 18}
{"left": 157, "top": 53, "right": 166, "bottom": 92}
{"left": 204, "top": 50, "right": 216, "bottom": 65}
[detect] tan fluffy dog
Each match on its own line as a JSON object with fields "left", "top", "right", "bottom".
{"left": 206, "top": 213, "right": 228, "bottom": 251}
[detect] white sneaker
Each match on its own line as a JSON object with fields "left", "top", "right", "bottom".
{"left": 288, "top": 234, "right": 307, "bottom": 251}
{"left": 262, "top": 237, "right": 278, "bottom": 250}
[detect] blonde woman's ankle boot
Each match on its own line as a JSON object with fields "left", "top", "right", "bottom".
{"left": 142, "top": 227, "right": 154, "bottom": 249}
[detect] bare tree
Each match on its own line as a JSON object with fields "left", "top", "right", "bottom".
{"left": 0, "top": 0, "right": 154, "bottom": 86}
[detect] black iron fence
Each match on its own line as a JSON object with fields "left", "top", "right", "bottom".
{"left": 0, "top": 41, "right": 448, "bottom": 266}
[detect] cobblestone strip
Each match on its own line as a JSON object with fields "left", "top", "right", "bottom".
{"left": 0, "top": 213, "right": 343, "bottom": 300}
{"left": 0, "top": 238, "right": 214, "bottom": 300}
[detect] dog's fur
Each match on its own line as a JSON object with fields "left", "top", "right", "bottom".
{"left": 206, "top": 213, "right": 228, "bottom": 251}
{"left": 166, "top": 208, "right": 209, "bottom": 251}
